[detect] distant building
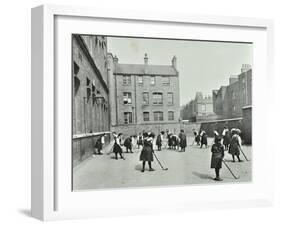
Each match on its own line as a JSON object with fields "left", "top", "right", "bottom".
{"left": 181, "top": 92, "right": 216, "bottom": 122}
{"left": 212, "top": 64, "right": 252, "bottom": 119}
{"left": 72, "top": 35, "right": 110, "bottom": 166}
{"left": 107, "top": 53, "right": 180, "bottom": 136}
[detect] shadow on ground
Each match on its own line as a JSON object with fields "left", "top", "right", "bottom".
{"left": 192, "top": 171, "right": 213, "bottom": 180}
{"left": 135, "top": 164, "right": 143, "bottom": 171}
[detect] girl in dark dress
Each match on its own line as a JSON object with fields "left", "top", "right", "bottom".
{"left": 137, "top": 132, "right": 143, "bottom": 149}
{"left": 179, "top": 129, "right": 187, "bottom": 152}
{"left": 172, "top": 134, "right": 179, "bottom": 150}
{"left": 113, "top": 133, "right": 125, "bottom": 160}
{"left": 195, "top": 131, "right": 201, "bottom": 146}
{"left": 167, "top": 133, "right": 173, "bottom": 149}
{"left": 140, "top": 132, "right": 155, "bottom": 172}
{"left": 211, "top": 136, "right": 225, "bottom": 181}
{"left": 223, "top": 130, "right": 231, "bottom": 151}
{"left": 156, "top": 131, "right": 164, "bottom": 151}
{"left": 229, "top": 129, "right": 242, "bottom": 162}
{"left": 124, "top": 136, "right": 133, "bottom": 153}
{"left": 200, "top": 131, "right": 208, "bottom": 148}
{"left": 94, "top": 134, "right": 104, "bottom": 155}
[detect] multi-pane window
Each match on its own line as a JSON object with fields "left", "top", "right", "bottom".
{"left": 123, "top": 75, "right": 131, "bottom": 85}
{"left": 124, "top": 112, "right": 132, "bottom": 124}
{"left": 167, "top": 92, "right": 174, "bottom": 105}
{"left": 74, "top": 62, "right": 80, "bottom": 75}
{"left": 232, "top": 91, "right": 236, "bottom": 100}
{"left": 86, "top": 77, "right": 91, "bottom": 102}
{"left": 91, "top": 84, "right": 96, "bottom": 105}
{"left": 74, "top": 76, "right": 80, "bottom": 96}
{"left": 142, "top": 92, "right": 149, "bottom": 105}
{"left": 168, "top": 111, "right": 174, "bottom": 121}
{"left": 152, "top": 92, "right": 163, "bottom": 105}
{"left": 162, "top": 76, "right": 170, "bottom": 85}
{"left": 87, "top": 88, "right": 91, "bottom": 102}
{"left": 150, "top": 76, "right": 156, "bottom": 85}
{"left": 154, "top": 111, "right": 164, "bottom": 121}
{"left": 123, "top": 92, "right": 132, "bottom": 105}
{"left": 201, "top": 104, "right": 206, "bottom": 111}
{"left": 143, "top": 112, "right": 150, "bottom": 122}
{"left": 73, "top": 62, "right": 80, "bottom": 96}
{"left": 138, "top": 75, "right": 143, "bottom": 85}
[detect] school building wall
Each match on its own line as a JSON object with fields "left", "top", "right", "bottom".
{"left": 72, "top": 35, "right": 111, "bottom": 167}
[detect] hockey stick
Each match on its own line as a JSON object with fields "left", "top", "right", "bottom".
{"left": 222, "top": 160, "right": 240, "bottom": 179}
{"left": 239, "top": 147, "right": 249, "bottom": 161}
{"left": 106, "top": 144, "right": 114, "bottom": 155}
{"left": 153, "top": 152, "right": 168, "bottom": 170}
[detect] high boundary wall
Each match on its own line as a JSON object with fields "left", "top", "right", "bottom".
{"left": 72, "top": 132, "right": 112, "bottom": 167}
{"left": 111, "top": 122, "right": 181, "bottom": 138}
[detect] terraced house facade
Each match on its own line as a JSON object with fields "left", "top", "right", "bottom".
{"left": 107, "top": 53, "right": 181, "bottom": 136}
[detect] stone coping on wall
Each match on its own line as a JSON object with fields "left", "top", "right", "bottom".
{"left": 73, "top": 131, "right": 111, "bottom": 140}
{"left": 111, "top": 122, "right": 180, "bottom": 127}
{"left": 195, "top": 117, "right": 243, "bottom": 124}
{"left": 242, "top": 105, "right": 252, "bottom": 109}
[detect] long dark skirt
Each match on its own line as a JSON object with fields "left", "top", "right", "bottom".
{"left": 223, "top": 136, "right": 231, "bottom": 146}
{"left": 140, "top": 145, "right": 154, "bottom": 162}
{"left": 211, "top": 153, "right": 223, "bottom": 169}
{"left": 113, "top": 143, "right": 123, "bottom": 154}
{"left": 179, "top": 137, "right": 187, "bottom": 148}
{"left": 201, "top": 136, "right": 207, "bottom": 145}
{"left": 229, "top": 144, "right": 240, "bottom": 156}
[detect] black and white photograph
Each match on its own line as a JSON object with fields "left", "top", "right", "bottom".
{"left": 72, "top": 34, "right": 252, "bottom": 191}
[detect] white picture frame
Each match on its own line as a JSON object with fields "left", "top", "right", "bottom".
{"left": 31, "top": 4, "right": 274, "bottom": 221}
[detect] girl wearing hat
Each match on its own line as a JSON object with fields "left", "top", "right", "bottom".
{"left": 140, "top": 132, "right": 155, "bottom": 172}
{"left": 211, "top": 136, "right": 225, "bottom": 181}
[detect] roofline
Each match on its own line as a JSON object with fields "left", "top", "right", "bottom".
{"left": 73, "top": 35, "right": 109, "bottom": 94}
{"left": 113, "top": 73, "right": 178, "bottom": 76}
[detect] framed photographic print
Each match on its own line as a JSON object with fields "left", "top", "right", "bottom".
{"left": 31, "top": 4, "right": 274, "bottom": 221}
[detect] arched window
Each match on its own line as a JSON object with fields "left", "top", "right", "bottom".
{"left": 74, "top": 76, "right": 80, "bottom": 96}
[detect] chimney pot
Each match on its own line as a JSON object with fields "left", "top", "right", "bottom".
{"left": 144, "top": 53, "right": 148, "bottom": 65}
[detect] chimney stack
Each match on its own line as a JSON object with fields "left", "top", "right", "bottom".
{"left": 113, "top": 55, "right": 119, "bottom": 64}
{"left": 144, "top": 53, "right": 148, "bottom": 65}
{"left": 172, "top": 55, "right": 177, "bottom": 69}
{"left": 241, "top": 64, "right": 251, "bottom": 73}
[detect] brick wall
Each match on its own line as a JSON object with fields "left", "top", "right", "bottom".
{"left": 112, "top": 122, "right": 181, "bottom": 138}
{"left": 242, "top": 106, "right": 252, "bottom": 144}
{"left": 72, "top": 133, "right": 112, "bottom": 167}
{"left": 113, "top": 74, "right": 180, "bottom": 126}
{"left": 212, "top": 69, "right": 252, "bottom": 119}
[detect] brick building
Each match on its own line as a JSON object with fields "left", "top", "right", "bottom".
{"left": 107, "top": 53, "right": 180, "bottom": 136}
{"left": 212, "top": 64, "right": 252, "bottom": 119}
{"left": 72, "top": 35, "right": 111, "bottom": 166}
{"left": 181, "top": 92, "right": 216, "bottom": 122}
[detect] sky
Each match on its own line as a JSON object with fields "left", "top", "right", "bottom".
{"left": 107, "top": 37, "right": 252, "bottom": 106}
